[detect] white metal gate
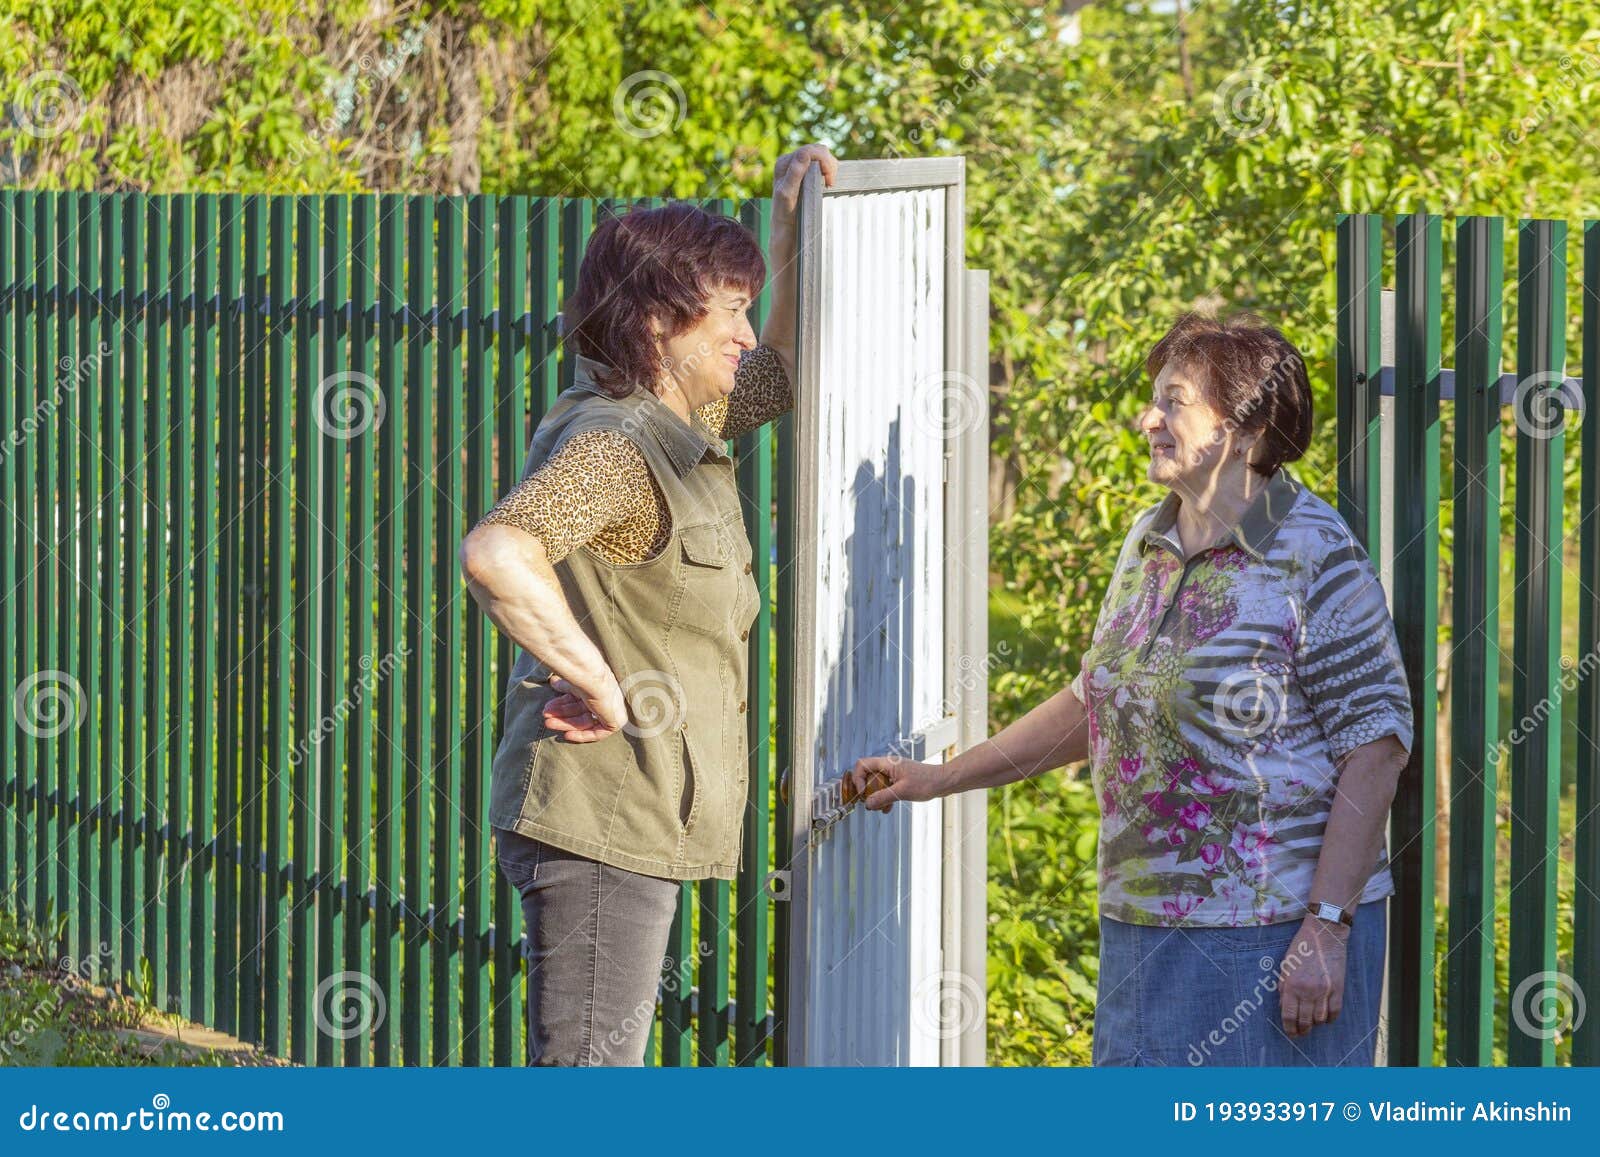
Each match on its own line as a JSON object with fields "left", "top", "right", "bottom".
{"left": 783, "top": 157, "right": 989, "bottom": 1066}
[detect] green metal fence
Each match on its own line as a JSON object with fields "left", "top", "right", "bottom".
{"left": 0, "top": 190, "right": 793, "bottom": 1066}
{"left": 1337, "top": 211, "right": 1599, "bottom": 1067}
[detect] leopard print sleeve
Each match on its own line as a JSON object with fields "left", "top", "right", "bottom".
{"left": 695, "top": 344, "right": 793, "bottom": 441}
{"left": 473, "top": 428, "right": 671, "bottom": 565}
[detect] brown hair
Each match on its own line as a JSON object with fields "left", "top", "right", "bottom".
{"left": 562, "top": 203, "right": 767, "bottom": 398}
{"left": 1144, "top": 311, "right": 1313, "bottom": 477}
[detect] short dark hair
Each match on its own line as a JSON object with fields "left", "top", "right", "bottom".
{"left": 563, "top": 203, "right": 767, "bottom": 399}
{"left": 1144, "top": 311, "right": 1313, "bottom": 478}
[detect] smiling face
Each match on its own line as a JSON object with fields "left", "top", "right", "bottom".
{"left": 654, "top": 283, "right": 758, "bottom": 411}
{"left": 1138, "top": 360, "right": 1252, "bottom": 494}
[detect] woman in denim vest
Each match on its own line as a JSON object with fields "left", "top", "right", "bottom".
{"left": 461, "top": 144, "right": 838, "bottom": 1065}
{"left": 851, "top": 313, "right": 1413, "bottom": 1066}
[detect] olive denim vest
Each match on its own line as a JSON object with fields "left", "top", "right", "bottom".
{"left": 488, "top": 357, "right": 762, "bottom": 881}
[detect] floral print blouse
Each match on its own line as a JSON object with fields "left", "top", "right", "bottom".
{"left": 1070, "top": 466, "right": 1414, "bottom": 927}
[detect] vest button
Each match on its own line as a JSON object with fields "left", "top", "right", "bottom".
{"left": 740, "top": 629, "right": 749, "bottom": 642}
{"left": 738, "top": 700, "right": 747, "bottom": 714}
{"left": 743, "top": 562, "right": 752, "bottom": 574}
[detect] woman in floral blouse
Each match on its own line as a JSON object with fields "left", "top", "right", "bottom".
{"left": 851, "top": 312, "right": 1413, "bottom": 1066}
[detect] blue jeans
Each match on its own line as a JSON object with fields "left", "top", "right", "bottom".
{"left": 1092, "top": 899, "right": 1387, "bottom": 1066}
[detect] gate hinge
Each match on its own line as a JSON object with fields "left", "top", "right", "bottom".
{"left": 764, "top": 869, "right": 792, "bottom": 902}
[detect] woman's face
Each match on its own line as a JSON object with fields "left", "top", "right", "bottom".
{"left": 655, "top": 283, "right": 758, "bottom": 411}
{"left": 1137, "top": 361, "right": 1247, "bottom": 493}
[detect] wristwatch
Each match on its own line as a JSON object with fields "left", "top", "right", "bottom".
{"left": 1309, "top": 901, "right": 1354, "bottom": 928}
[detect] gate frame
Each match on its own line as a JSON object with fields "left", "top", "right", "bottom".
{"left": 781, "top": 156, "right": 990, "bottom": 1066}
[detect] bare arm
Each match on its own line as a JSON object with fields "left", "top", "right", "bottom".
{"left": 458, "top": 429, "right": 664, "bottom": 739}
{"left": 458, "top": 522, "right": 613, "bottom": 697}
{"left": 849, "top": 680, "right": 1092, "bottom": 808}
{"left": 1278, "top": 733, "right": 1408, "bottom": 1038}
{"left": 761, "top": 144, "right": 838, "bottom": 384}
{"left": 1307, "top": 733, "right": 1408, "bottom": 912}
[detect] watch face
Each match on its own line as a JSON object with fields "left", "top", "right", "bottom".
{"left": 1315, "top": 903, "right": 1352, "bottom": 926}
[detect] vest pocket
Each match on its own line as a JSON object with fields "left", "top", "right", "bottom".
{"left": 678, "top": 731, "right": 700, "bottom": 835}
{"left": 675, "top": 523, "right": 735, "bottom": 637}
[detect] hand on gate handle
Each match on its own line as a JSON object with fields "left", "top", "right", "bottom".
{"left": 846, "top": 754, "right": 942, "bottom": 814}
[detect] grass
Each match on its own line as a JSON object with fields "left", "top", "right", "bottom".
{"left": 0, "top": 904, "right": 280, "bottom": 1067}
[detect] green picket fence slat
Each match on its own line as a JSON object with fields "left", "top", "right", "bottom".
{"left": 121, "top": 193, "right": 147, "bottom": 998}
{"left": 240, "top": 193, "right": 267, "bottom": 1046}
{"left": 462, "top": 193, "right": 496, "bottom": 1067}
{"left": 57, "top": 190, "right": 79, "bottom": 974}
{"left": 264, "top": 194, "right": 295, "bottom": 1056}
{"left": 289, "top": 193, "right": 321, "bottom": 1065}
{"left": 373, "top": 192, "right": 407, "bottom": 1068}
{"left": 1, "top": 190, "right": 16, "bottom": 918}
{"left": 1389, "top": 210, "right": 1442, "bottom": 1067}
{"left": 346, "top": 194, "right": 379, "bottom": 1067}
{"left": 736, "top": 196, "right": 774, "bottom": 1066}
{"left": 314, "top": 193, "right": 348, "bottom": 1067}
{"left": 491, "top": 195, "right": 529, "bottom": 1066}
{"left": 165, "top": 193, "right": 194, "bottom": 1020}
{"left": 37, "top": 190, "right": 58, "bottom": 936}
{"left": 1446, "top": 215, "right": 1502, "bottom": 1068}
{"left": 216, "top": 193, "right": 243, "bottom": 1039}
{"left": 1577, "top": 220, "right": 1600, "bottom": 1070}
{"left": 192, "top": 192, "right": 220, "bottom": 1029}
{"left": 1509, "top": 219, "right": 1566, "bottom": 1069}
{"left": 432, "top": 194, "right": 465, "bottom": 1066}
{"left": 402, "top": 192, "right": 435, "bottom": 1067}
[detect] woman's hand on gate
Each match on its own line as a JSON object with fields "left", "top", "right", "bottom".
{"left": 847, "top": 754, "right": 941, "bottom": 814}
{"left": 1278, "top": 916, "right": 1349, "bottom": 1038}
{"left": 772, "top": 143, "right": 839, "bottom": 217}
{"left": 542, "top": 672, "right": 628, "bottom": 743}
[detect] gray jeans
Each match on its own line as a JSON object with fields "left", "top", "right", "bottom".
{"left": 492, "top": 826, "right": 680, "bottom": 1066}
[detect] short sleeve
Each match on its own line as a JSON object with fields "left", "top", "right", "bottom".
{"left": 1295, "top": 540, "right": 1415, "bottom": 763}
{"left": 696, "top": 344, "right": 793, "bottom": 440}
{"left": 474, "top": 429, "right": 660, "bottom": 564}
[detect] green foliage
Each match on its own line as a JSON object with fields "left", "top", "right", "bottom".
{"left": 985, "top": 766, "right": 1100, "bottom": 1065}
